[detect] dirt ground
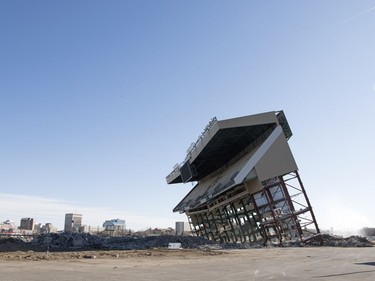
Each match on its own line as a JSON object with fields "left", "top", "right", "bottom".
{"left": 0, "top": 247, "right": 375, "bottom": 280}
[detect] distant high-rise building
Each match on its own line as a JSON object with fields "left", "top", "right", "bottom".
{"left": 175, "top": 221, "right": 190, "bottom": 236}
{"left": 64, "top": 213, "right": 82, "bottom": 232}
{"left": 20, "top": 218, "right": 34, "bottom": 230}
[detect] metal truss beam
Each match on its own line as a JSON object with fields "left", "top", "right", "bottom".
{"left": 186, "top": 171, "right": 322, "bottom": 245}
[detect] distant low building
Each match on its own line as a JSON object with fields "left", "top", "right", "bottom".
{"left": 80, "top": 225, "right": 104, "bottom": 234}
{"left": 0, "top": 220, "right": 16, "bottom": 233}
{"left": 34, "top": 223, "right": 42, "bottom": 232}
{"left": 103, "top": 218, "right": 126, "bottom": 231}
{"left": 41, "top": 223, "right": 58, "bottom": 234}
{"left": 64, "top": 213, "right": 82, "bottom": 233}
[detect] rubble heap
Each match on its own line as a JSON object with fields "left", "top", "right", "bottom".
{"left": 0, "top": 233, "right": 373, "bottom": 252}
{"left": 0, "top": 237, "right": 41, "bottom": 252}
{"left": 306, "top": 234, "right": 373, "bottom": 247}
{"left": 30, "top": 233, "right": 219, "bottom": 251}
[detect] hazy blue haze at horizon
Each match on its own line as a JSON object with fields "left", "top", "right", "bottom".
{"left": 0, "top": 1, "right": 374, "bottom": 231}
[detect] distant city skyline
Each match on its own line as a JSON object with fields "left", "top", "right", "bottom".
{"left": 0, "top": 193, "right": 181, "bottom": 230}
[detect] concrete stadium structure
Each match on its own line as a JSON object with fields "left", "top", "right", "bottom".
{"left": 167, "top": 111, "right": 321, "bottom": 245}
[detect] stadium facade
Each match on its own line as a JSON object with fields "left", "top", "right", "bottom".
{"left": 166, "top": 111, "right": 321, "bottom": 245}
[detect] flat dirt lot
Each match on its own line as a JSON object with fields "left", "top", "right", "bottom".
{"left": 0, "top": 247, "right": 374, "bottom": 281}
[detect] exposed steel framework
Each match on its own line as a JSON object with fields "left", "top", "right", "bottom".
{"left": 167, "top": 111, "right": 321, "bottom": 245}
{"left": 187, "top": 172, "right": 320, "bottom": 244}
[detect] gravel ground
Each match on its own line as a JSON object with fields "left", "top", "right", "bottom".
{"left": 1, "top": 247, "right": 375, "bottom": 281}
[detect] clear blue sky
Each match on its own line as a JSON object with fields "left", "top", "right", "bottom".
{"left": 1, "top": 1, "right": 374, "bottom": 232}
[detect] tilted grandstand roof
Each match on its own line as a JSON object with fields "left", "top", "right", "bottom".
{"left": 166, "top": 111, "right": 296, "bottom": 213}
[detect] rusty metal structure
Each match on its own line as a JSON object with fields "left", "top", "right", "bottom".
{"left": 166, "top": 111, "right": 321, "bottom": 245}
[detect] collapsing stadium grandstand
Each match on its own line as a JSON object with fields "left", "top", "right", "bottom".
{"left": 166, "top": 111, "right": 321, "bottom": 245}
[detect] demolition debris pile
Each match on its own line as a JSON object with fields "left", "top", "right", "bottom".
{"left": 0, "top": 233, "right": 373, "bottom": 252}
{"left": 0, "top": 233, "right": 220, "bottom": 252}
{"left": 305, "top": 234, "right": 373, "bottom": 247}
{"left": 32, "top": 233, "right": 220, "bottom": 250}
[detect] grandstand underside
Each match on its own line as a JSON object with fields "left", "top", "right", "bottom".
{"left": 166, "top": 111, "right": 321, "bottom": 245}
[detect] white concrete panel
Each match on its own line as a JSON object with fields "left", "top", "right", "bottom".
{"left": 254, "top": 130, "right": 298, "bottom": 181}
{"left": 234, "top": 126, "right": 283, "bottom": 184}
{"left": 218, "top": 111, "right": 278, "bottom": 129}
